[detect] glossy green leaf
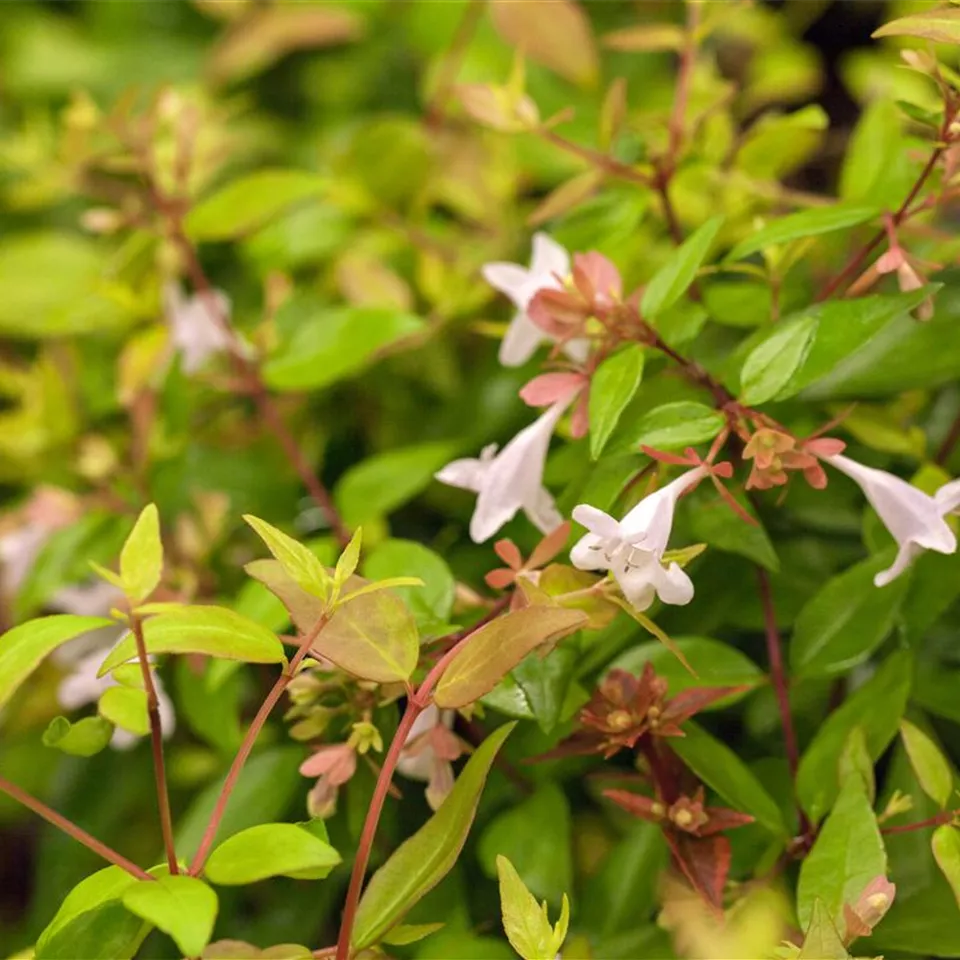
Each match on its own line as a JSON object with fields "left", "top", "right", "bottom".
{"left": 797, "top": 899, "right": 849, "bottom": 960}
{"left": 839, "top": 99, "right": 903, "bottom": 204}
{"left": 901, "top": 719, "right": 954, "bottom": 809}
{"left": 797, "top": 776, "right": 886, "bottom": 932}
{"left": 351, "top": 723, "right": 515, "bottom": 949}
{"left": 185, "top": 170, "right": 327, "bottom": 241}
{"left": 790, "top": 552, "right": 907, "bottom": 678}
{"left": 380, "top": 924, "right": 446, "bottom": 947}
{"left": 838, "top": 727, "right": 875, "bottom": 804}
{"left": 669, "top": 722, "right": 787, "bottom": 836}
{"left": 313, "top": 587, "right": 419, "bottom": 683}
{"left": 98, "top": 607, "right": 285, "bottom": 676}
{"left": 334, "top": 441, "right": 457, "bottom": 529}
{"left": 42, "top": 715, "right": 114, "bottom": 757}
{"left": 434, "top": 607, "right": 587, "bottom": 709}
{"left": 98, "top": 686, "right": 149, "bottom": 736}
{"left": 641, "top": 216, "right": 723, "bottom": 318}
{"left": 497, "top": 855, "right": 569, "bottom": 960}
{"left": 36, "top": 901, "right": 151, "bottom": 960}
{"left": 611, "top": 401, "right": 725, "bottom": 454}
{"left": 874, "top": 7, "right": 960, "bottom": 43}
{"left": 589, "top": 345, "right": 645, "bottom": 459}
{"left": 118, "top": 504, "right": 163, "bottom": 605}
{"left": 122, "top": 875, "right": 218, "bottom": 958}
{"left": 511, "top": 643, "right": 579, "bottom": 734}
{"left": 609, "top": 636, "right": 763, "bottom": 705}
{"left": 739, "top": 314, "right": 817, "bottom": 405}
{"left": 932, "top": 825, "right": 960, "bottom": 910}
{"left": 687, "top": 489, "right": 779, "bottom": 571}
{"left": 263, "top": 300, "right": 425, "bottom": 392}
{"left": 727, "top": 204, "right": 879, "bottom": 261}
{"left": 478, "top": 785, "right": 573, "bottom": 906}
{"left": 0, "top": 615, "right": 114, "bottom": 711}
{"left": 205, "top": 823, "right": 341, "bottom": 885}
{"left": 244, "top": 515, "right": 331, "bottom": 603}
{"left": 797, "top": 651, "right": 912, "bottom": 822}
{"left": 333, "top": 528, "right": 363, "bottom": 591}
{"left": 365, "top": 539, "right": 455, "bottom": 631}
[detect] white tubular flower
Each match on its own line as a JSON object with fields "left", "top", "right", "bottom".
{"left": 436, "top": 400, "right": 568, "bottom": 543}
{"left": 396, "top": 705, "right": 462, "bottom": 811}
{"left": 571, "top": 466, "right": 707, "bottom": 612}
{"left": 482, "top": 233, "right": 589, "bottom": 367}
{"left": 826, "top": 454, "right": 958, "bottom": 586}
{"left": 164, "top": 282, "right": 233, "bottom": 374}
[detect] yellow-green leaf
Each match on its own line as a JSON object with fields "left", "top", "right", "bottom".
{"left": 98, "top": 686, "right": 150, "bottom": 736}
{"left": 244, "top": 515, "right": 331, "bottom": 603}
{"left": 933, "top": 825, "right": 960, "bottom": 910}
{"left": 901, "top": 719, "right": 954, "bottom": 809}
{"left": 497, "top": 855, "right": 569, "bottom": 960}
{"left": 119, "top": 504, "right": 163, "bottom": 605}
{"left": 122, "top": 875, "right": 218, "bottom": 958}
{"left": 588, "top": 345, "right": 645, "bottom": 460}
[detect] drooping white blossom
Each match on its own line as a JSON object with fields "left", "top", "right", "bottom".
{"left": 396, "top": 705, "right": 462, "bottom": 810}
{"left": 826, "top": 453, "right": 958, "bottom": 586}
{"left": 482, "top": 233, "right": 589, "bottom": 367}
{"left": 164, "top": 282, "right": 233, "bottom": 374}
{"left": 571, "top": 466, "right": 707, "bottom": 611}
{"left": 436, "top": 400, "right": 568, "bottom": 543}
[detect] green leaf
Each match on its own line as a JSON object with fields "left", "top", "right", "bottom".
{"left": 0, "top": 615, "right": 114, "bottom": 712}
{"left": 185, "top": 170, "right": 327, "bottom": 241}
{"left": 727, "top": 204, "right": 880, "bottom": 261}
{"left": 42, "top": 715, "right": 114, "bottom": 757}
{"left": 511, "top": 643, "right": 578, "bottom": 734}
{"left": 380, "top": 923, "right": 445, "bottom": 947}
{"left": 839, "top": 99, "right": 903, "bottom": 204}
{"left": 478, "top": 784, "right": 573, "bottom": 906}
{"left": 119, "top": 504, "right": 163, "bottom": 605}
{"left": 334, "top": 441, "right": 457, "bottom": 529}
{"left": 796, "top": 776, "right": 886, "bottom": 933}
{"left": 98, "top": 607, "right": 285, "bottom": 676}
{"left": 333, "top": 528, "right": 363, "bottom": 592}
{"left": 797, "top": 651, "right": 912, "bottom": 822}
{"left": 313, "top": 588, "right": 419, "bottom": 683}
{"left": 496, "top": 855, "right": 569, "bottom": 960}
{"left": 790, "top": 552, "right": 907, "bottom": 678}
{"left": 932, "top": 825, "right": 960, "bottom": 910}
{"left": 36, "top": 901, "right": 151, "bottom": 960}
{"left": 122, "top": 875, "right": 218, "bottom": 958}
{"left": 641, "top": 216, "right": 723, "bottom": 318}
{"left": 838, "top": 727, "right": 875, "bottom": 804}
{"left": 668, "top": 722, "right": 787, "bottom": 836}
{"left": 610, "top": 401, "right": 725, "bottom": 454}
{"left": 351, "top": 723, "right": 515, "bottom": 949}
{"left": 204, "top": 823, "right": 341, "bottom": 885}
{"left": 901, "top": 719, "right": 954, "bottom": 809}
{"left": 97, "top": 686, "right": 150, "bottom": 736}
{"left": 609, "top": 636, "right": 763, "bottom": 707}
{"left": 797, "top": 899, "right": 849, "bottom": 960}
{"left": 263, "top": 300, "right": 425, "bottom": 392}
{"left": 365, "top": 539, "right": 455, "bottom": 631}
{"left": 244, "top": 515, "right": 331, "bottom": 603}
{"left": 434, "top": 607, "right": 587, "bottom": 709}
{"left": 589, "top": 345, "right": 645, "bottom": 459}
{"left": 175, "top": 658, "right": 244, "bottom": 755}
{"left": 874, "top": 7, "right": 960, "bottom": 43}
{"left": 687, "top": 489, "right": 779, "bottom": 571}
{"left": 739, "top": 314, "right": 817, "bottom": 405}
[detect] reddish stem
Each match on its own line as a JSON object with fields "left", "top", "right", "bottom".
{"left": 936, "top": 409, "right": 960, "bottom": 466}
{"left": 0, "top": 775, "right": 152, "bottom": 881}
{"left": 131, "top": 616, "right": 177, "bottom": 874}
{"left": 882, "top": 810, "right": 959, "bottom": 835}
{"left": 188, "top": 615, "right": 329, "bottom": 876}
{"left": 538, "top": 128, "right": 651, "bottom": 188}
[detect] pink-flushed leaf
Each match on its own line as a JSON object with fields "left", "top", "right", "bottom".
{"left": 873, "top": 7, "right": 960, "bottom": 43}
{"left": 664, "top": 832, "right": 731, "bottom": 913}
{"left": 245, "top": 558, "right": 326, "bottom": 633}
{"left": 603, "top": 789, "right": 664, "bottom": 824}
{"left": 434, "top": 606, "right": 587, "bottom": 708}
{"left": 527, "top": 521, "right": 572, "bottom": 570}
{"left": 489, "top": 0, "right": 599, "bottom": 87}
{"left": 493, "top": 539, "right": 524, "bottom": 570}
{"left": 519, "top": 372, "right": 586, "bottom": 408}
{"left": 485, "top": 568, "right": 517, "bottom": 590}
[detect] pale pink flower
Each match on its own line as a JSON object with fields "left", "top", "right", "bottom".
{"left": 164, "top": 283, "right": 233, "bottom": 374}
{"left": 299, "top": 743, "right": 357, "bottom": 818}
{"left": 396, "top": 705, "right": 464, "bottom": 810}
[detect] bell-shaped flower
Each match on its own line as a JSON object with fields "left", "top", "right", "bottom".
{"left": 571, "top": 466, "right": 707, "bottom": 611}
{"left": 482, "top": 233, "right": 589, "bottom": 367}
{"left": 436, "top": 400, "right": 568, "bottom": 543}
{"left": 825, "top": 453, "right": 958, "bottom": 586}
{"left": 164, "top": 283, "right": 233, "bottom": 374}
{"left": 396, "top": 705, "right": 464, "bottom": 810}
{"left": 299, "top": 743, "right": 358, "bottom": 819}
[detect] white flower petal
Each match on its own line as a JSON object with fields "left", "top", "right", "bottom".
{"left": 435, "top": 457, "right": 488, "bottom": 493}
{"left": 620, "top": 466, "right": 707, "bottom": 554}
{"left": 570, "top": 533, "right": 609, "bottom": 571}
{"left": 572, "top": 504, "right": 622, "bottom": 540}
{"left": 651, "top": 561, "right": 696, "bottom": 606}
{"left": 523, "top": 486, "right": 563, "bottom": 536}
{"left": 499, "top": 311, "right": 547, "bottom": 367}
{"left": 530, "top": 232, "right": 571, "bottom": 279}
{"left": 935, "top": 477, "right": 960, "bottom": 516}
{"left": 562, "top": 337, "right": 592, "bottom": 363}
{"left": 481, "top": 263, "right": 531, "bottom": 305}
{"left": 875, "top": 542, "right": 923, "bottom": 588}
{"left": 165, "top": 283, "right": 232, "bottom": 374}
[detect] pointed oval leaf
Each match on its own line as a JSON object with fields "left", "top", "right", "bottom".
{"left": 932, "top": 825, "right": 960, "bottom": 910}
{"left": 641, "top": 216, "right": 723, "bottom": 319}
{"left": 204, "top": 823, "right": 341, "bottom": 885}
{"left": 365, "top": 539, "right": 455, "bottom": 630}
{"left": 0, "top": 615, "right": 114, "bottom": 711}
{"left": 352, "top": 723, "right": 515, "bottom": 949}
{"left": 119, "top": 504, "right": 163, "bottom": 605}
{"left": 739, "top": 314, "right": 817, "bottom": 405}
{"left": 589, "top": 345, "right": 645, "bottom": 459}
{"left": 668, "top": 722, "right": 787, "bottom": 836}
{"left": 727, "top": 204, "right": 880, "bottom": 261}
{"left": 796, "top": 776, "right": 886, "bottom": 933}
{"left": 790, "top": 552, "right": 908, "bottom": 678}
{"left": 497, "top": 855, "right": 564, "bottom": 960}
{"left": 245, "top": 558, "right": 327, "bottom": 634}
{"left": 610, "top": 401, "right": 726, "bottom": 454}
{"left": 313, "top": 588, "right": 419, "bottom": 683}
{"left": 244, "top": 515, "right": 331, "bottom": 602}
{"left": 122, "top": 875, "right": 218, "bottom": 959}
{"left": 42, "top": 715, "right": 115, "bottom": 757}
{"left": 434, "top": 607, "right": 588, "bottom": 709}
{"left": 98, "top": 607, "right": 285, "bottom": 676}
{"left": 874, "top": 8, "right": 960, "bottom": 43}
{"left": 900, "top": 719, "right": 954, "bottom": 809}
{"left": 98, "top": 686, "right": 150, "bottom": 736}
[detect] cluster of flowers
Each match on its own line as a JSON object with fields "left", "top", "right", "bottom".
{"left": 437, "top": 234, "right": 960, "bottom": 599}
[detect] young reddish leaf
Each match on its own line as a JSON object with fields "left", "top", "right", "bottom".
{"left": 527, "top": 521, "right": 572, "bottom": 570}
{"left": 519, "top": 372, "right": 585, "bottom": 408}
{"left": 493, "top": 539, "right": 524, "bottom": 570}
{"left": 664, "top": 832, "right": 731, "bottom": 913}
{"left": 603, "top": 790, "right": 665, "bottom": 824}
